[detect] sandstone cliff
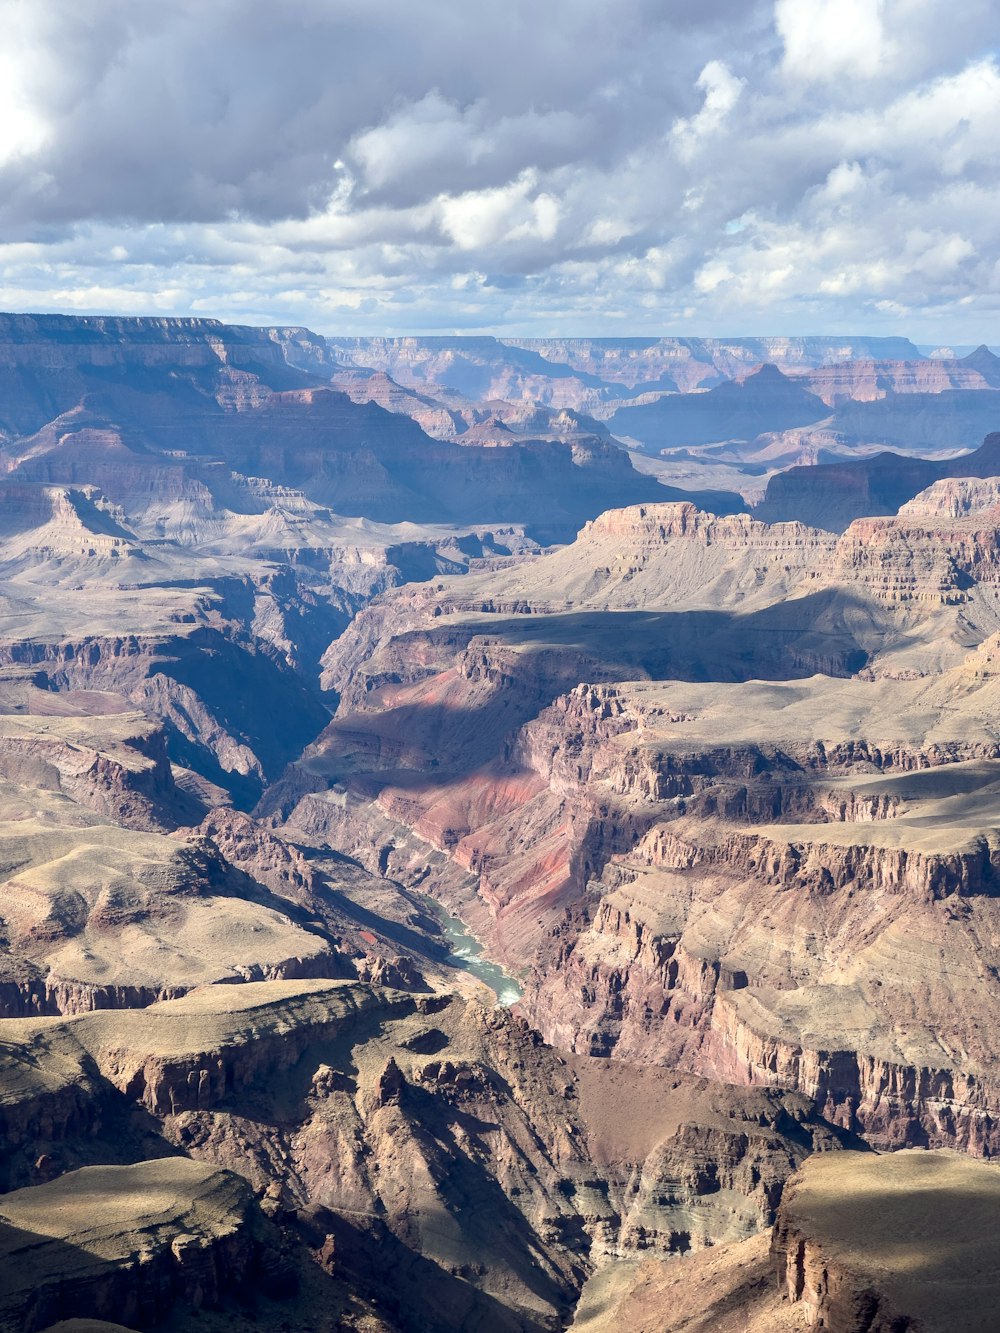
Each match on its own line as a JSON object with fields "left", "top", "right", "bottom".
{"left": 282, "top": 497, "right": 1000, "bottom": 1167}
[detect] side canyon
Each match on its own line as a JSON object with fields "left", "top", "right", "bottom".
{"left": 2, "top": 316, "right": 1000, "bottom": 1332}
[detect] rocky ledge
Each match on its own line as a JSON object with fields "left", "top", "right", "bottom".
{"left": 772, "top": 1149, "right": 1000, "bottom": 1332}
{"left": 0, "top": 1158, "right": 282, "bottom": 1333}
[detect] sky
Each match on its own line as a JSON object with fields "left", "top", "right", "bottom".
{"left": 0, "top": 0, "right": 997, "bottom": 339}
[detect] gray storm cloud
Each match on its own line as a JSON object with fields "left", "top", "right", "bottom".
{"left": 0, "top": 0, "right": 997, "bottom": 336}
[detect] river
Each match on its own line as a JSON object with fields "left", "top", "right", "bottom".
{"left": 424, "top": 896, "right": 523, "bottom": 1006}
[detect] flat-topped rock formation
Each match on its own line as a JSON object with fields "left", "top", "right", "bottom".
{"left": 0, "top": 314, "right": 311, "bottom": 442}
{"left": 822, "top": 352, "right": 1000, "bottom": 400}
{"left": 0, "top": 1158, "right": 268, "bottom": 1333}
{"left": 795, "top": 346, "right": 1000, "bottom": 405}
{"left": 0, "top": 973, "right": 848, "bottom": 1329}
{"left": 897, "top": 475, "right": 1000, "bottom": 518}
{"left": 0, "top": 778, "right": 345, "bottom": 1017}
{"left": 317, "top": 496, "right": 1000, "bottom": 669}
{"left": 773, "top": 1150, "right": 1000, "bottom": 1332}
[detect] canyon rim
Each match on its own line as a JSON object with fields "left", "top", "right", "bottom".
{"left": 3, "top": 2, "right": 1000, "bottom": 1330}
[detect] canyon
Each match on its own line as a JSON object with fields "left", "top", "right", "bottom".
{"left": 1, "top": 315, "right": 1000, "bottom": 1331}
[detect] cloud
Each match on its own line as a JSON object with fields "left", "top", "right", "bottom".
{"left": 348, "top": 93, "right": 588, "bottom": 206}
{"left": 776, "top": 0, "right": 891, "bottom": 82}
{"left": 672, "top": 61, "right": 745, "bottom": 160}
{"left": 0, "top": 0, "right": 997, "bottom": 336}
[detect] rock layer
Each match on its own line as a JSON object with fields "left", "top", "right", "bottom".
{"left": 283, "top": 494, "right": 1000, "bottom": 1171}
{"left": 772, "top": 1150, "right": 1000, "bottom": 1333}
{"left": 0, "top": 1159, "right": 272, "bottom": 1333}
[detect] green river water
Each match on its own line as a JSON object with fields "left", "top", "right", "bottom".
{"left": 425, "top": 897, "right": 523, "bottom": 1006}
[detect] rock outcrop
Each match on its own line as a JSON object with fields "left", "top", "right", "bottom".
{"left": 757, "top": 431, "right": 1000, "bottom": 532}
{"left": 772, "top": 1150, "right": 1000, "bottom": 1333}
{"left": 0, "top": 778, "right": 347, "bottom": 1018}
{"left": 279, "top": 496, "right": 1000, "bottom": 1170}
{"left": 7, "top": 315, "right": 1000, "bottom": 1331}
{"left": 571, "top": 1231, "right": 805, "bottom": 1332}
{"left": 0, "top": 976, "right": 848, "bottom": 1330}
{"left": 0, "top": 1159, "right": 277, "bottom": 1333}
{"left": 607, "top": 364, "right": 829, "bottom": 452}
{"left": 330, "top": 334, "right": 926, "bottom": 403}
{"left": 799, "top": 347, "right": 1000, "bottom": 405}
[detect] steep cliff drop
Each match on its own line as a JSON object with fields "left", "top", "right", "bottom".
{"left": 277, "top": 492, "right": 1000, "bottom": 1151}
{"left": 3, "top": 317, "right": 1000, "bottom": 1330}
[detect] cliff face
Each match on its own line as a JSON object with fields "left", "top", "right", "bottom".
{"left": 0, "top": 314, "right": 308, "bottom": 441}
{"left": 574, "top": 1146, "right": 1000, "bottom": 1333}
{"left": 330, "top": 334, "right": 926, "bottom": 403}
{"left": 286, "top": 495, "right": 1000, "bottom": 1165}
{"left": 825, "top": 515, "right": 1000, "bottom": 603}
{"left": 710, "top": 990, "right": 1000, "bottom": 1156}
{"left": 525, "top": 736, "right": 1000, "bottom": 1148}
{"left": 607, "top": 364, "right": 829, "bottom": 452}
{"left": 799, "top": 349, "right": 1000, "bottom": 405}
{"left": 0, "top": 315, "right": 681, "bottom": 544}
{"left": 757, "top": 431, "right": 1000, "bottom": 532}
{"left": 0, "top": 702, "right": 191, "bottom": 831}
{"left": 0, "top": 977, "right": 848, "bottom": 1331}
{"left": 771, "top": 1150, "right": 1000, "bottom": 1333}
{"left": 0, "top": 619, "right": 331, "bottom": 804}
{"left": 0, "top": 1158, "right": 283, "bottom": 1333}
{"left": 7, "top": 314, "right": 1000, "bottom": 1331}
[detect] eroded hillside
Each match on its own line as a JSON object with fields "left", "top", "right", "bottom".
{"left": 3, "top": 316, "right": 1000, "bottom": 1332}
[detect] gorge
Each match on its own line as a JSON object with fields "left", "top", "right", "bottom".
{"left": 1, "top": 315, "right": 1000, "bottom": 1332}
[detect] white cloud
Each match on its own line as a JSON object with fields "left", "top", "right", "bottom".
{"left": 0, "top": 0, "right": 996, "bottom": 337}
{"left": 0, "top": 59, "right": 48, "bottom": 164}
{"left": 438, "top": 173, "right": 561, "bottom": 250}
{"left": 776, "top": 0, "right": 891, "bottom": 82}
{"left": 672, "top": 60, "right": 745, "bottom": 160}
{"left": 821, "top": 162, "right": 867, "bottom": 199}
